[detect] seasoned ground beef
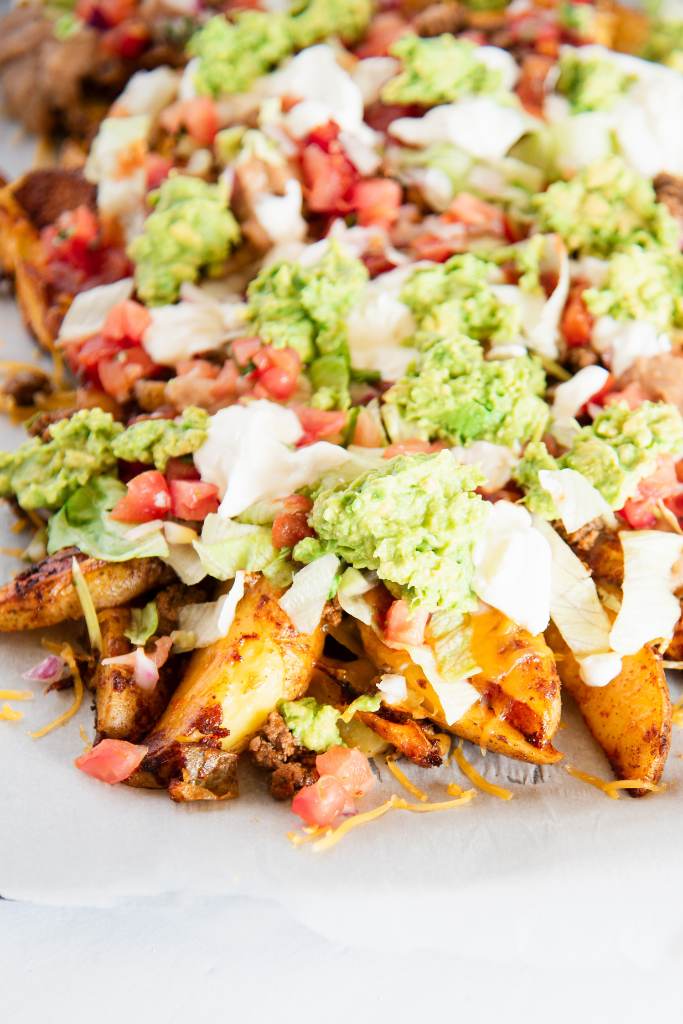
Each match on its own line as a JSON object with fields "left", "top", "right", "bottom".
{"left": 249, "top": 711, "right": 318, "bottom": 800}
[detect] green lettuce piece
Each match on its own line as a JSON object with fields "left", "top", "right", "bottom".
{"left": 381, "top": 34, "right": 503, "bottom": 106}
{"left": 532, "top": 157, "right": 679, "bottom": 258}
{"left": 247, "top": 243, "right": 368, "bottom": 407}
{"left": 383, "top": 335, "right": 548, "bottom": 448}
{"left": 188, "top": 12, "right": 293, "bottom": 97}
{"left": 642, "top": 17, "right": 683, "bottom": 69}
{"left": 47, "top": 477, "right": 169, "bottom": 562}
{"left": 129, "top": 175, "right": 240, "bottom": 306}
{"left": 193, "top": 517, "right": 279, "bottom": 580}
{"left": 289, "top": 0, "right": 373, "bottom": 48}
{"left": 400, "top": 253, "right": 521, "bottom": 346}
{"left": 556, "top": 51, "right": 634, "bottom": 112}
{"left": 0, "top": 408, "right": 121, "bottom": 511}
{"left": 280, "top": 696, "right": 343, "bottom": 752}
{"left": 124, "top": 601, "right": 159, "bottom": 646}
{"left": 112, "top": 407, "right": 209, "bottom": 472}
{"left": 293, "top": 452, "right": 488, "bottom": 614}
{"left": 583, "top": 247, "right": 683, "bottom": 331}
{"left": 338, "top": 692, "right": 382, "bottom": 723}
{"left": 515, "top": 402, "right": 683, "bottom": 515}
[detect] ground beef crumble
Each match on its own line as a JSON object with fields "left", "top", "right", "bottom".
{"left": 249, "top": 711, "right": 318, "bottom": 801}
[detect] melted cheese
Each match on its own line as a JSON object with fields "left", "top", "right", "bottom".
{"left": 452, "top": 742, "right": 513, "bottom": 800}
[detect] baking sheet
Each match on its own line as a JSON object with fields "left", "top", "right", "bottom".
{"left": 2, "top": 125, "right": 683, "bottom": 967}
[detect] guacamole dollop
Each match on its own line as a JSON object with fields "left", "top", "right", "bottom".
{"left": 289, "top": 0, "right": 373, "bottom": 49}
{"left": 515, "top": 401, "right": 683, "bottom": 515}
{"left": 0, "top": 408, "right": 121, "bottom": 511}
{"left": 280, "top": 697, "right": 343, "bottom": 753}
{"left": 401, "top": 253, "right": 520, "bottom": 346}
{"left": 129, "top": 175, "right": 240, "bottom": 306}
{"left": 381, "top": 34, "right": 504, "bottom": 106}
{"left": 247, "top": 243, "right": 368, "bottom": 408}
{"left": 383, "top": 335, "right": 548, "bottom": 448}
{"left": 533, "top": 157, "right": 678, "bottom": 258}
{"left": 583, "top": 247, "right": 683, "bottom": 332}
{"left": 112, "top": 407, "right": 209, "bottom": 472}
{"left": 188, "top": 12, "right": 293, "bottom": 97}
{"left": 556, "top": 51, "right": 634, "bottom": 112}
{"left": 294, "top": 452, "right": 488, "bottom": 614}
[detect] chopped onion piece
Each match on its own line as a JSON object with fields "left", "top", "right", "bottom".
{"left": 22, "top": 654, "right": 66, "bottom": 685}
{"left": 377, "top": 673, "right": 408, "bottom": 705}
{"left": 177, "top": 571, "right": 246, "bottom": 648}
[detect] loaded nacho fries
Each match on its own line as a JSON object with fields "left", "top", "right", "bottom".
{"left": 2, "top": 0, "right": 683, "bottom": 842}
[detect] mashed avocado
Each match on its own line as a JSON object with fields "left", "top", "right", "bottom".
{"left": 280, "top": 697, "right": 343, "bottom": 752}
{"left": 533, "top": 157, "right": 679, "bottom": 258}
{"left": 247, "top": 243, "right": 368, "bottom": 408}
{"left": 556, "top": 51, "right": 634, "bottom": 112}
{"left": 383, "top": 335, "right": 548, "bottom": 448}
{"left": 293, "top": 452, "right": 488, "bottom": 614}
{"left": 515, "top": 401, "right": 683, "bottom": 514}
{"left": 111, "top": 407, "right": 209, "bottom": 472}
{"left": 0, "top": 409, "right": 121, "bottom": 511}
{"left": 289, "top": 0, "right": 373, "bottom": 49}
{"left": 129, "top": 175, "right": 240, "bottom": 306}
{"left": 401, "top": 254, "right": 520, "bottom": 346}
{"left": 188, "top": 12, "right": 293, "bottom": 97}
{"left": 381, "top": 34, "right": 503, "bottom": 106}
{"left": 583, "top": 247, "right": 683, "bottom": 331}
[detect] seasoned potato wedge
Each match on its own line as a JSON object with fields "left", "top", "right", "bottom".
{"left": 546, "top": 623, "right": 671, "bottom": 794}
{"left": 358, "top": 710, "right": 443, "bottom": 767}
{"left": 360, "top": 618, "right": 563, "bottom": 765}
{"left": 0, "top": 549, "right": 172, "bottom": 631}
{"left": 137, "top": 576, "right": 324, "bottom": 798}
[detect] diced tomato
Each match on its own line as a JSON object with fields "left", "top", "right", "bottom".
{"left": 603, "top": 381, "right": 647, "bottom": 411}
{"left": 352, "top": 408, "right": 385, "bottom": 447}
{"left": 98, "top": 346, "right": 157, "bottom": 402}
{"left": 169, "top": 480, "right": 220, "bottom": 521}
{"left": 145, "top": 153, "right": 173, "bottom": 190}
{"left": 42, "top": 205, "right": 99, "bottom": 271}
{"left": 316, "top": 747, "right": 375, "bottom": 799}
{"left": 515, "top": 54, "right": 553, "bottom": 118}
{"left": 102, "top": 19, "right": 150, "bottom": 59}
{"left": 252, "top": 346, "right": 301, "bottom": 400}
{"left": 445, "top": 193, "right": 506, "bottom": 236}
{"left": 160, "top": 98, "right": 219, "bottom": 146}
{"left": 561, "top": 283, "right": 594, "bottom": 347}
{"left": 355, "top": 11, "right": 409, "bottom": 57}
{"left": 296, "top": 407, "right": 347, "bottom": 445}
{"left": 411, "top": 232, "right": 464, "bottom": 263}
{"left": 165, "top": 457, "right": 201, "bottom": 483}
{"left": 75, "top": 0, "right": 135, "bottom": 29}
{"left": 232, "top": 337, "right": 262, "bottom": 367}
{"left": 620, "top": 457, "right": 683, "bottom": 529}
{"left": 584, "top": 372, "right": 615, "bottom": 410}
{"left": 306, "top": 121, "right": 341, "bottom": 151}
{"left": 272, "top": 509, "right": 314, "bottom": 549}
{"left": 102, "top": 300, "right": 151, "bottom": 345}
{"left": 351, "top": 178, "right": 402, "bottom": 228}
{"left": 384, "top": 599, "right": 429, "bottom": 647}
{"left": 301, "top": 143, "right": 358, "bottom": 215}
{"left": 291, "top": 775, "right": 348, "bottom": 827}
{"left": 75, "top": 738, "right": 147, "bottom": 785}
{"left": 176, "top": 358, "right": 219, "bottom": 379}
{"left": 110, "top": 470, "right": 172, "bottom": 522}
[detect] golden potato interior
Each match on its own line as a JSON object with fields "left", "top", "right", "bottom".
{"left": 546, "top": 622, "right": 671, "bottom": 794}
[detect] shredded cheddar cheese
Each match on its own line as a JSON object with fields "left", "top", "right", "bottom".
{"left": 0, "top": 546, "right": 24, "bottom": 558}
{"left": 79, "top": 725, "right": 93, "bottom": 753}
{"left": 29, "top": 643, "right": 84, "bottom": 740}
{"left": 605, "top": 779, "right": 662, "bottom": 796}
{"left": 453, "top": 742, "right": 513, "bottom": 800}
{"left": 565, "top": 765, "right": 660, "bottom": 798}
{"left": 385, "top": 756, "right": 428, "bottom": 802}
{"left": 287, "top": 826, "right": 331, "bottom": 846}
{"left": 308, "top": 790, "right": 476, "bottom": 853}
{"left": 0, "top": 703, "right": 23, "bottom": 721}
{"left": 0, "top": 689, "right": 33, "bottom": 701}
{"left": 446, "top": 782, "right": 465, "bottom": 797}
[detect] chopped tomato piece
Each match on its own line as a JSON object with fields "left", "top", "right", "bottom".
{"left": 411, "top": 232, "right": 465, "bottom": 263}
{"left": 316, "top": 747, "right": 375, "bottom": 799}
{"left": 169, "top": 480, "right": 220, "bottom": 521}
{"left": 272, "top": 509, "right": 314, "bottom": 549}
{"left": 231, "top": 337, "right": 262, "bottom": 367}
{"left": 98, "top": 346, "right": 156, "bottom": 402}
{"left": 102, "top": 300, "right": 151, "bottom": 345}
{"left": 291, "top": 775, "right": 348, "bottom": 827}
{"left": 75, "top": 0, "right": 135, "bottom": 28}
{"left": 75, "top": 738, "right": 147, "bottom": 785}
{"left": 352, "top": 408, "right": 385, "bottom": 447}
{"left": 383, "top": 439, "right": 439, "bottom": 458}
{"left": 384, "top": 599, "right": 429, "bottom": 647}
{"left": 296, "top": 407, "right": 347, "bottom": 445}
{"left": 110, "top": 470, "right": 172, "bottom": 522}
{"left": 145, "top": 153, "right": 173, "bottom": 190}
{"left": 351, "top": 178, "right": 402, "bottom": 228}
{"left": 355, "top": 12, "right": 409, "bottom": 57}
{"left": 602, "top": 381, "right": 647, "bottom": 410}
{"left": 561, "top": 283, "right": 594, "bottom": 347}
{"left": 445, "top": 193, "right": 506, "bottom": 236}
{"left": 620, "top": 456, "right": 683, "bottom": 529}
{"left": 252, "top": 346, "right": 301, "bottom": 400}
{"left": 301, "top": 143, "right": 358, "bottom": 214}
{"left": 102, "top": 19, "right": 150, "bottom": 59}
{"left": 42, "top": 205, "right": 99, "bottom": 270}
{"left": 515, "top": 54, "right": 553, "bottom": 118}
{"left": 165, "top": 457, "right": 201, "bottom": 483}
{"left": 160, "top": 98, "right": 219, "bottom": 146}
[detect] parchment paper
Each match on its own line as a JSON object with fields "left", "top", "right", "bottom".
{"left": 2, "top": 128, "right": 683, "bottom": 967}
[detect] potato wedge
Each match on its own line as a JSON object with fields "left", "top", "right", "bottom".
{"left": 137, "top": 576, "right": 324, "bottom": 798}
{"left": 0, "top": 549, "right": 173, "bottom": 631}
{"left": 360, "top": 619, "right": 563, "bottom": 765}
{"left": 357, "top": 710, "right": 443, "bottom": 767}
{"left": 546, "top": 622, "right": 671, "bottom": 794}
